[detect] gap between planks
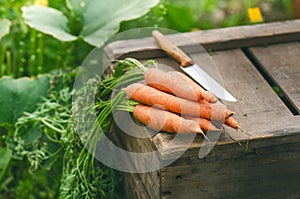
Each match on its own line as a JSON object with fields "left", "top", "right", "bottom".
{"left": 242, "top": 48, "right": 299, "bottom": 116}
{"left": 244, "top": 42, "right": 300, "bottom": 115}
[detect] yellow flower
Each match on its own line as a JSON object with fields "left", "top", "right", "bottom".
{"left": 248, "top": 7, "right": 263, "bottom": 23}
{"left": 34, "top": 0, "right": 48, "bottom": 7}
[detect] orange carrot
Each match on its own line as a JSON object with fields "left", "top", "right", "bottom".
{"left": 133, "top": 104, "right": 204, "bottom": 134}
{"left": 144, "top": 68, "right": 173, "bottom": 93}
{"left": 145, "top": 68, "right": 217, "bottom": 103}
{"left": 125, "top": 83, "right": 232, "bottom": 121}
{"left": 169, "top": 70, "right": 217, "bottom": 103}
{"left": 184, "top": 116, "right": 220, "bottom": 132}
{"left": 224, "top": 116, "right": 239, "bottom": 130}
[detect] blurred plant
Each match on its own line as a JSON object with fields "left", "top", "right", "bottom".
{"left": 34, "top": 0, "right": 48, "bottom": 7}
{"left": 0, "top": 18, "right": 11, "bottom": 76}
{"left": 121, "top": 0, "right": 292, "bottom": 31}
{"left": 0, "top": 69, "right": 74, "bottom": 199}
{"left": 0, "top": 68, "right": 123, "bottom": 199}
{"left": 22, "top": 0, "right": 159, "bottom": 47}
{"left": 0, "top": 18, "right": 10, "bottom": 39}
{"left": 0, "top": 0, "right": 159, "bottom": 77}
{"left": 120, "top": 0, "right": 199, "bottom": 32}
{"left": 0, "top": 0, "right": 77, "bottom": 77}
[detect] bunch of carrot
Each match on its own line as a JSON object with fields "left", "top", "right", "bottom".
{"left": 125, "top": 68, "right": 239, "bottom": 137}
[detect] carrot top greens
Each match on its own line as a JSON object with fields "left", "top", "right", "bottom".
{"left": 11, "top": 58, "right": 155, "bottom": 199}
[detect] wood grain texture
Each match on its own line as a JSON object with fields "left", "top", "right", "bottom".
{"left": 109, "top": 124, "right": 152, "bottom": 199}
{"left": 160, "top": 133, "right": 300, "bottom": 199}
{"left": 248, "top": 42, "right": 300, "bottom": 114}
{"left": 111, "top": 117, "right": 161, "bottom": 199}
{"left": 104, "top": 20, "right": 300, "bottom": 60}
{"left": 210, "top": 49, "right": 299, "bottom": 137}
{"left": 123, "top": 172, "right": 150, "bottom": 199}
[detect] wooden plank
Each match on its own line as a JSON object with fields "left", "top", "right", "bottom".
{"left": 209, "top": 48, "right": 300, "bottom": 137}
{"left": 122, "top": 172, "right": 150, "bottom": 199}
{"left": 110, "top": 123, "right": 153, "bottom": 199}
{"left": 165, "top": 128, "right": 300, "bottom": 167}
{"left": 293, "top": 0, "right": 300, "bottom": 19}
{"left": 248, "top": 42, "right": 300, "bottom": 114}
{"left": 111, "top": 118, "right": 161, "bottom": 199}
{"left": 104, "top": 20, "right": 300, "bottom": 60}
{"left": 151, "top": 48, "right": 299, "bottom": 158}
{"left": 160, "top": 133, "right": 300, "bottom": 199}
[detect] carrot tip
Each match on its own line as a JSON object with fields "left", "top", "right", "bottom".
{"left": 197, "top": 127, "right": 210, "bottom": 142}
{"left": 229, "top": 111, "right": 236, "bottom": 116}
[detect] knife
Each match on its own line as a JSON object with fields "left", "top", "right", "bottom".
{"left": 152, "top": 30, "right": 237, "bottom": 102}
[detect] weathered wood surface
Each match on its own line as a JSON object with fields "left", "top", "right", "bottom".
{"left": 112, "top": 46, "right": 300, "bottom": 198}
{"left": 210, "top": 48, "right": 300, "bottom": 136}
{"left": 110, "top": 122, "right": 160, "bottom": 199}
{"left": 107, "top": 20, "right": 300, "bottom": 199}
{"left": 112, "top": 118, "right": 161, "bottom": 199}
{"left": 248, "top": 42, "right": 300, "bottom": 114}
{"left": 123, "top": 172, "right": 150, "bottom": 199}
{"left": 105, "top": 20, "right": 300, "bottom": 60}
{"left": 151, "top": 48, "right": 300, "bottom": 160}
{"left": 160, "top": 133, "right": 300, "bottom": 199}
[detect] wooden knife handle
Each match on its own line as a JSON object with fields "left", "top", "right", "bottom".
{"left": 152, "top": 30, "right": 193, "bottom": 67}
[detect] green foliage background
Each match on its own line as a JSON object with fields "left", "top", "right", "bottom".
{"left": 0, "top": 0, "right": 292, "bottom": 198}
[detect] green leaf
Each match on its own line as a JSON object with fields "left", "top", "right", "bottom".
{"left": 0, "top": 147, "right": 11, "bottom": 170}
{"left": 22, "top": 5, "right": 77, "bottom": 42}
{"left": 0, "top": 147, "right": 11, "bottom": 182}
{"left": 66, "top": 0, "right": 90, "bottom": 19}
{"left": 81, "top": 0, "right": 159, "bottom": 47}
{"left": 0, "top": 75, "right": 50, "bottom": 126}
{"left": 0, "top": 19, "right": 11, "bottom": 39}
{"left": 164, "top": 3, "right": 198, "bottom": 32}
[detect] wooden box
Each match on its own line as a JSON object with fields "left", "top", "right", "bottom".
{"left": 106, "top": 20, "right": 300, "bottom": 199}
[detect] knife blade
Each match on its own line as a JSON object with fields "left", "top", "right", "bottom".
{"left": 152, "top": 30, "right": 237, "bottom": 102}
